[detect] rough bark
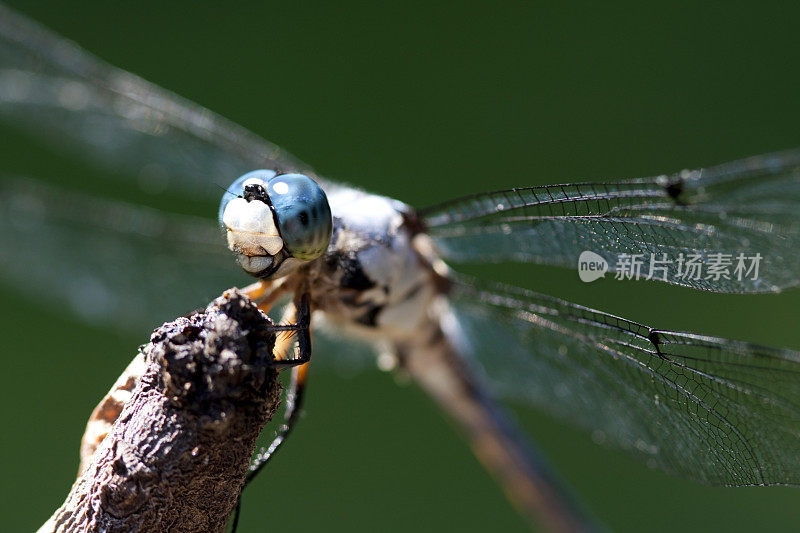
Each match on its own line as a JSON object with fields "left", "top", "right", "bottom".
{"left": 38, "top": 289, "right": 282, "bottom": 533}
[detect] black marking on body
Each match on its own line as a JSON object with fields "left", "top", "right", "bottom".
{"left": 358, "top": 283, "right": 425, "bottom": 328}
{"left": 402, "top": 282, "right": 424, "bottom": 302}
{"left": 357, "top": 304, "right": 384, "bottom": 327}
{"left": 325, "top": 251, "right": 377, "bottom": 291}
{"left": 243, "top": 184, "right": 272, "bottom": 206}
{"left": 401, "top": 210, "right": 427, "bottom": 236}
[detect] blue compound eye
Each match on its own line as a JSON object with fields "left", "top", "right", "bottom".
{"left": 267, "top": 173, "right": 332, "bottom": 260}
{"left": 218, "top": 169, "right": 277, "bottom": 225}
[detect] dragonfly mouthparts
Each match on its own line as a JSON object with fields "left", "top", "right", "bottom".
{"left": 234, "top": 253, "right": 274, "bottom": 276}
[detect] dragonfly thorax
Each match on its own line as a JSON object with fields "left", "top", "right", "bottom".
{"left": 219, "top": 170, "right": 333, "bottom": 279}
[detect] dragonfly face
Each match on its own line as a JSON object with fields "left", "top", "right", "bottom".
{"left": 219, "top": 170, "right": 332, "bottom": 279}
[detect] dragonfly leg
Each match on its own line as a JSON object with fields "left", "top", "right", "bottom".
{"left": 265, "top": 292, "right": 312, "bottom": 369}
{"left": 247, "top": 360, "right": 309, "bottom": 482}
{"left": 230, "top": 293, "right": 312, "bottom": 532}
{"left": 240, "top": 279, "right": 270, "bottom": 301}
{"left": 241, "top": 280, "right": 311, "bottom": 369}
{"left": 241, "top": 279, "right": 287, "bottom": 313}
{"left": 229, "top": 362, "right": 309, "bottom": 531}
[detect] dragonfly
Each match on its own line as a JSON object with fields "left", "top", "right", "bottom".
{"left": 3, "top": 4, "right": 800, "bottom": 532}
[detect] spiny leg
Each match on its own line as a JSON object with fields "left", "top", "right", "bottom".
{"left": 231, "top": 293, "right": 312, "bottom": 532}
{"left": 252, "top": 293, "right": 312, "bottom": 473}
{"left": 242, "top": 280, "right": 311, "bottom": 369}
{"left": 247, "top": 361, "right": 309, "bottom": 482}
{"left": 265, "top": 292, "right": 312, "bottom": 369}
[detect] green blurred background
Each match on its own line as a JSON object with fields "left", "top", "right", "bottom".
{"left": 2, "top": 1, "right": 800, "bottom": 531}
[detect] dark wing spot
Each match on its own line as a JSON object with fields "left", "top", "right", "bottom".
{"left": 648, "top": 329, "right": 668, "bottom": 359}
{"left": 299, "top": 210, "right": 309, "bottom": 226}
{"left": 664, "top": 178, "right": 685, "bottom": 205}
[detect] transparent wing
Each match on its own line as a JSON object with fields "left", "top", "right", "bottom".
{"left": 0, "top": 174, "right": 246, "bottom": 333}
{"left": 423, "top": 149, "right": 800, "bottom": 293}
{"left": 0, "top": 3, "right": 318, "bottom": 200}
{"left": 0, "top": 5, "right": 363, "bottom": 372}
{"left": 0, "top": 175, "right": 376, "bottom": 373}
{"left": 447, "top": 274, "right": 800, "bottom": 486}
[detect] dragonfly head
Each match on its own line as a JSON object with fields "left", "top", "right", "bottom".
{"left": 219, "top": 170, "right": 332, "bottom": 279}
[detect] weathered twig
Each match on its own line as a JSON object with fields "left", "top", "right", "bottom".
{"left": 38, "top": 290, "right": 282, "bottom": 533}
